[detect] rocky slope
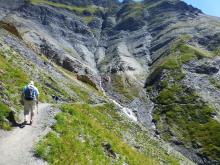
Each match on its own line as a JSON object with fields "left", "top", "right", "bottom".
{"left": 0, "top": 0, "right": 220, "bottom": 164}
{"left": 0, "top": 19, "right": 193, "bottom": 165}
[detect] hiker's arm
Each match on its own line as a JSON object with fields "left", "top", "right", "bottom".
{"left": 35, "top": 87, "right": 39, "bottom": 104}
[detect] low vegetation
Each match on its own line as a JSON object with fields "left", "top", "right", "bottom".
{"left": 153, "top": 78, "right": 220, "bottom": 162}
{"left": 146, "top": 36, "right": 212, "bottom": 85}
{"left": 209, "top": 78, "right": 220, "bottom": 89}
{"left": 35, "top": 103, "right": 184, "bottom": 164}
{"left": 0, "top": 42, "right": 101, "bottom": 129}
{"left": 110, "top": 74, "right": 140, "bottom": 102}
{"left": 30, "top": 0, "right": 103, "bottom": 17}
{"left": 148, "top": 36, "right": 220, "bottom": 163}
{"left": 117, "top": 2, "right": 144, "bottom": 20}
{"left": 161, "top": 38, "right": 212, "bottom": 70}
{"left": 0, "top": 103, "right": 11, "bottom": 130}
{"left": 0, "top": 51, "right": 28, "bottom": 129}
{"left": 213, "top": 47, "right": 220, "bottom": 56}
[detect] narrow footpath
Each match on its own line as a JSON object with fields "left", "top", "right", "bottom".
{"left": 0, "top": 104, "right": 55, "bottom": 165}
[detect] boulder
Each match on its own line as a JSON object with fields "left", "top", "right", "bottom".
{"left": 77, "top": 74, "right": 98, "bottom": 90}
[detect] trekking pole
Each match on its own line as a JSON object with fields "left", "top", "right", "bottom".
{"left": 36, "top": 101, "right": 39, "bottom": 114}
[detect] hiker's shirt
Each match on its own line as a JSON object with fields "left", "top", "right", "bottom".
{"left": 22, "top": 85, "right": 39, "bottom": 101}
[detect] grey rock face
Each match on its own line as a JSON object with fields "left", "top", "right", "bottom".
{"left": 114, "top": 17, "right": 145, "bottom": 31}
{"left": 102, "top": 16, "right": 116, "bottom": 29}
{"left": 129, "top": 95, "right": 155, "bottom": 130}
{"left": 149, "top": 0, "right": 202, "bottom": 14}
{"left": 195, "top": 65, "right": 219, "bottom": 74}
{"left": 16, "top": 3, "right": 99, "bottom": 74}
{"left": 183, "top": 58, "right": 220, "bottom": 119}
{"left": 184, "top": 58, "right": 220, "bottom": 73}
{"left": 197, "top": 32, "right": 220, "bottom": 50}
{"left": 0, "top": 0, "right": 25, "bottom": 10}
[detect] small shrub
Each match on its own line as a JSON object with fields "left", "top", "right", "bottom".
{"left": 0, "top": 103, "right": 10, "bottom": 130}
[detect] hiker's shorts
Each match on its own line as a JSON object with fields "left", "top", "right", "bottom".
{"left": 24, "top": 100, "right": 36, "bottom": 117}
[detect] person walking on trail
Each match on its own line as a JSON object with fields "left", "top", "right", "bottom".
{"left": 21, "top": 81, "right": 39, "bottom": 125}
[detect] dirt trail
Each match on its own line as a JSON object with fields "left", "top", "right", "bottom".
{"left": 0, "top": 103, "right": 56, "bottom": 165}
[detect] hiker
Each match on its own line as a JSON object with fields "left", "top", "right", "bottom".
{"left": 21, "top": 81, "right": 39, "bottom": 125}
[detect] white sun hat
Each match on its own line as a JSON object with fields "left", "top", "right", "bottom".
{"left": 29, "top": 81, "right": 34, "bottom": 86}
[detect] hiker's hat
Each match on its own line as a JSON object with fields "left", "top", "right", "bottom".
{"left": 29, "top": 81, "right": 34, "bottom": 86}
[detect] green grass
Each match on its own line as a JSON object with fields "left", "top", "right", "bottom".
{"left": 110, "top": 74, "right": 139, "bottom": 102}
{"left": 0, "top": 48, "right": 53, "bottom": 104}
{"left": 161, "top": 39, "right": 212, "bottom": 69}
{"left": 146, "top": 35, "right": 220, "bottom": 163}
{"left": 213, "top": 47, "right": 220, "bottom": 56}
{"left": 154, "top": 83, "right": 220, "bottom": 162}
{"left": 38, "top": 53, "right": 104, "bottom": 103}
{"left": 0, "top": 44, "right": 100, "bottom": 129}
{"left": 0, "top": 52, "right": 29, "bottom": 129}
{"left": 152, "top": 67, "right": 220, "bottom": 163}
{"left": 209, "top": 78, "right": 220, "bottom": 89}
{"left": 0, "top": 103, "right": 11, "bottom": 130}
{"left": 35, "top": 74, "right": 75, "bottom": 103}
{"left": 35, "top": 103, "right": 158, "bottom": 164}
{"left": 68, "top": 84, "right": 91, "bottom": 102}
{"left": 161, "top": 57, "right": 180, "bottom": 69}
{"left": 0, "top": 40, "right": 105, "bottom": 131}
{"left": 82, "top": 16, "right": 95, "bottom": 24}
{"left": 30, "top": 0, "right": 102, "bottom": 15}
{"left": 35, "top": 103, "right": 184, "bottom": 164}
{"left": 147, "top": 36, "right": 213, "bottom": 86}
{"left": 117, "top": 3, "right": 144, "bottom": 20}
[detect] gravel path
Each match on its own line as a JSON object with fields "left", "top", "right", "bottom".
{"left": 0, "top": 103, "right": 56, "bottom": 165}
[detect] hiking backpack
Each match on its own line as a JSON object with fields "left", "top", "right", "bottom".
{"left": 24, "top": 86, "right": 36, "bottom": 100}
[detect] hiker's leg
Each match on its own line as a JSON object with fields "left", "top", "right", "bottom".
{"left": 24, "top": 101, "right": 29, "bottom": 122}
{"left": 30, "top": 101, "right": 35, "bottom": 122}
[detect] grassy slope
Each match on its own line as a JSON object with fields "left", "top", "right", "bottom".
{"left": 117, "top": 2, "right": 144, "bottom": 21}
{"left": 110, "top": 74, "right": 140, "bottom": 102}
{"left": 30, "top": 0, "right": 100, "bottom": 14}
{"left": 35, "top": 103, "right": 187, "bottom": 165}
{"left": 0, "top": 49, "right": 29, "bottom": 129}
{"left": 33, "top": 60, "right": 194, "bottom": 164}
{"left": 0, "top": 32, "right": 185, "bottom": 164}
{"left": 30, "top": 0, "right": 103, "bottom": 24}
{"left": 0, "top": 36, "right": 101, "bottom": 129}
{"left": 148, "top": 37, "right": 220, "bottom": 162}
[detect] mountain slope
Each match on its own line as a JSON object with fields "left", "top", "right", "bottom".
{"left": 146, "top": 37, "right": 220, "bottom": 164}
{"left": 0, "top": 0, "right": 220, "bottom": 164}
{"left": 0, "top": 7, "right": 193, "bottom": 165}
{"left": 0, "top": 28, "right": 193, "bottom": 165}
